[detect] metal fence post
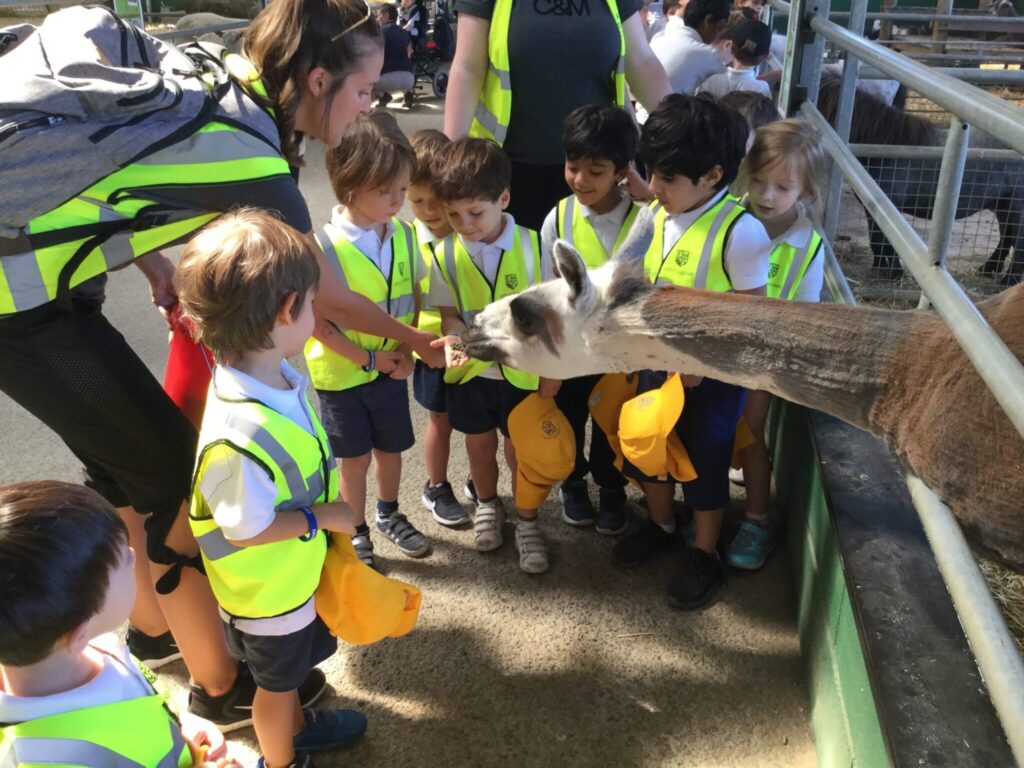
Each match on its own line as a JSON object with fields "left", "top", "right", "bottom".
{"left": 823, "top": 0, "right": 867, "bottom": 244}
{"left": 919, "top": 116, "right": 970, "bottom": 310}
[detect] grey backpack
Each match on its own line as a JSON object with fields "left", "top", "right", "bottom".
{"left": 0, "top": 5, "right": 276, "bottom": 236}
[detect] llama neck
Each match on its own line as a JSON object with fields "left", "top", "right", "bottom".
{"left": 595, "top": 287, "right": 932, "bottom": 433}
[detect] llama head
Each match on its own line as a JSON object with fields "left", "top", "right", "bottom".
{"left": 462, "top": 208, "right": 655, "bottom": 379}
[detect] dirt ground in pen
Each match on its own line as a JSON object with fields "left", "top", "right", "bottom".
{"left": 0, "top": 101, "right": 816, "bottom": 766}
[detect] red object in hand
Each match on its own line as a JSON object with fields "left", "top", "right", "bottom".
{"left": 163, "top": 304, "right": 214, "bottom": 429}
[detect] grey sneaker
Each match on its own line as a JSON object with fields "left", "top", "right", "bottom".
{"left": 352, "top": 529, "right": 375, "bottom": 569}
{"left": 473, "top": 499, "right": 504, "bottom": 552}
{"left": 376, "top": 512, "right": 430, "bottom": 557}
{"left": 514, "top": 519, "right": 549, "bottom": 574}
{"left": 422, "top": 481, "right": 470, "bottom": 527}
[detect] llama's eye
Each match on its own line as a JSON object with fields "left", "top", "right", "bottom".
{"left": 510, "top": 297, "right": 542, "bottom": 337}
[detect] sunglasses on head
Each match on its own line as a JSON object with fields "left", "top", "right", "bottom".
{"left": 330, "top": 0, "right": 373, "bottom": 42}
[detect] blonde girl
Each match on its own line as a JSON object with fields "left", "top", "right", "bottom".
{"left": 727, "top": 118, "right": 829, "bottom": 570}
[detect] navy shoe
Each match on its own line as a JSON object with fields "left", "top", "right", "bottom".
{"left": 257, "top": 754, "right": 313, "bottom": 768}
{"left": 294, "top": 708, "right": 368, "bottom": 754}
{"left": 560, "top": 480, "right": 595, "bottom": 526}
{"left": 595, "top": 488, "right": 628, "bottom": 536}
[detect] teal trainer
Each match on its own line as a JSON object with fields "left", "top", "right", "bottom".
{"left": 725, "top": 520, "right": 771, "bottom": 570}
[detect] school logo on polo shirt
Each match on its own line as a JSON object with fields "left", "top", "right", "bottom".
{"left": 505, "top": 274, "right": 519, "bottom": 289}
{"left": 768, "top": 262, "right": 780, "bottom": 279}
{"left": 674, "top": 250, "right": 690, "bottom": 267}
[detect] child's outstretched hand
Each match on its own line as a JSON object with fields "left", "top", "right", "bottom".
{"left": 434, "top": 334, "right": 469, "bottom": 368}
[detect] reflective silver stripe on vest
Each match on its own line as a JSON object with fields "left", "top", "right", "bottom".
{"left": 12, "top": 719, "right": 185, "bottom": 768}
{"left": 196, "top": 527, "right": 244, "bottom": 561}
{"left": 389, "top": 292, "right": 416, "bottom": 320}
{"left": 135, "top": 127, "right": 277, "bottom": 166}
{"left": 488, "top": 61, "right": 512, "bottom": 90}
{"left": 222, "top": 413, "right": 313, "bottom": 508}
{"left": 99, "top": 230, "right": 137, "bottom": 273}
{"left": 690, "top": 201, "right": 740, "bottom": 290}
{"left": 616, "top": 56, "right": 626, "bottom": 75}
{"left": 778, "top": 235, "right": 822, "bottom": 300}
{"left": 473, "top": 102, "right": 507, "bottom": 145}
{"left": 442, "top": 237, "right": 466, "bottom": 320}
{"left": 0, "top": 249, "right": 48, "bottom": 312}
{"left": 519, "top": 227, "right": 535, "bottom": 286}
{"left": 315, "top": 228, "right": 348, "bottom": 287}
{"left": 560, "top": 197, "right": 576, "bottom": 249}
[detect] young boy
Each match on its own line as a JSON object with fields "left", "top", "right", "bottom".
{"left": 176, "top": 210, "right": 367, "bottom": 768}
{"left": 408, "top": 129, "right": 469, "bottom": 528}
{"left": 305, "top": 111, "right": 429, "bottom": 570}
{"left": 427, "top": 138, "right": 561, "bottom": 574}
{"left": 698, "top": 18, "right": 773, "bottom": 99}
{"left": 0, "top": 480, "right": 231, "bottom": 767}
{"left": 611, "top": 95, "right": 771, "bottom": 610}
{"left": 539, "top": 104, "right": 642, "bottom": 536}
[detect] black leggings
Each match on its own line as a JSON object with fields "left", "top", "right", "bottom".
{"left": 0, "top": 298, "right": 199, "bottom": 591}
{"left": 507, "top": 161, "right": 571, "bottom": 232}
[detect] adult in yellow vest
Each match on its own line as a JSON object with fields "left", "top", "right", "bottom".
{"left": 0, "top": 0, "right": 437, "bottom": 731}
{"left": 442, "top": 0, "right": 672, "bottom": 229}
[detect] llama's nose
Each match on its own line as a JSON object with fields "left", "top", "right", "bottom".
{"left": 462, "top": 325, "right": 508, "bottom": 364}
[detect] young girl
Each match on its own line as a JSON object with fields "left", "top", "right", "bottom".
{"left": 305, "top": 109, "right": 430, "bottom": 570}
{"left": 728, "top": 118, "right": 829, "bottom": 570}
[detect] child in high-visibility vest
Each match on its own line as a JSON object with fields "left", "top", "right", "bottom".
{"left": 407, "top": 129, "right": 470, "bottom": 528}
{"left": 304, "top": 110, "right": 430, "bottom": 570}
{"left": 177, "top": 210, "right": 368, "bottom": 768}
{"left": 0, "top": 481, "right": 232, "bottom": 767}
{"left": 727, "top": 117, "right": 829, "bottom": 571}
{"left": 427, "top": 138, "right": 564, "bottom": 574}
{"left": 539, "top": 103, "right": 643, "bottom": 537}
{"left": 613, "top": 95, "right": 771, "bottom": 610}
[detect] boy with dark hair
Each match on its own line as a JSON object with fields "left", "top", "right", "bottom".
{"left": 0, "top": 480, "right": 231, "bottom": 766}
{"left": 428, "top": 138, "right": 566, "bottom": 574}
{"left": 539, "top": 104, "right": 642, "bottom": 536}
{"left": 177, "top": 209, "right": 367, "bottom": 768}
{"left": 698, "top": 18, "right": 773, "bottom": 99}
{"left": 611, "top": 95, "right": 771, "bottom": 610}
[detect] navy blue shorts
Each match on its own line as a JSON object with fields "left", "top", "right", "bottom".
{"left": 224, "top": 614, "right": 337, "bottom": 693}
{"left": 622, "top": 372, "right": 747, "bottom": 511}
{"left": 446, "top": 376, "right": 530, "bottom": 437}
{"left": 317, "top": 375, "right": 415, "bottom": 459}
{"left": 413, "top": 360, "right": 447, "bottom": 413}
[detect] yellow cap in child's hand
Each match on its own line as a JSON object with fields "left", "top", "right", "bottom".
{"left": 618, "top": 374, "right": 697, "bottom": 482}
{"left": 507, "top": 393, "right": 576, "bottom": 509}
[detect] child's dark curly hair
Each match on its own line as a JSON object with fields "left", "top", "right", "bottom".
{"left": 562, "top": 104, "right": 638, "bottom": 171}
{"left": 640, "top": 94, "right": 748, "bottom": 189}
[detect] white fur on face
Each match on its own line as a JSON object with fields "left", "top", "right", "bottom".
{"left": 464, "top": 260, "right": 622, "bottom": 379}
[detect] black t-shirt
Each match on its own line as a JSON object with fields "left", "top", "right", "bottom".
{"left": 381, "top": 22, "right": 414, "bottom": 74}
{"left": 456, "top": 0, "right": 641, "bottom": 165}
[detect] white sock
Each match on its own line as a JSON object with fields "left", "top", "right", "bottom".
{"left": 657, "top": 519, "right": 677, "bottom": 534}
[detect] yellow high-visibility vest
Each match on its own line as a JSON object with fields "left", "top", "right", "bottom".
{"left": 304, "top": 218, "right": 417, "bottom": 391}
{"left": 555, "top": 195, "right": 642, "bottom": 268}
{"left": 766, "top": 230, "right": 823, "bottom": 300}
{"left": 643, "top": 197, "right": 747, "bottom": 291}
{"left": 190, "top": 384, "right": 337, "bottom": 620}
{"left": 435, "top": 227, "right": 541, "bottom": 390}
{"left": 468, "top": 0, "right": 626, "bottom": 146}
{"left": 0, "top": 56, "right": 287, "bottom": 317}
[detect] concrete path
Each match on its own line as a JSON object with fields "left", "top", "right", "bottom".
{"left": 0, "top": 96, "right": 816, "bottom": 768}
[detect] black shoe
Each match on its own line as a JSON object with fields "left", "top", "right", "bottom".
{"left": 188, "top": 664, "right": 328, "bottom": 732}
{"left": 667, "top": 547, "right": 726, "bottom": 611}
{"left": 402, "top": 91, "right": 415, "bottom": 109}
{"left": 595, "top": 488, "right": 629, "bottom": 536}
{"left": 126, "top": 627, "right": 181, "bottom": 670}
{"left": 610, "top": 518, "right": 679, "bottom": 568}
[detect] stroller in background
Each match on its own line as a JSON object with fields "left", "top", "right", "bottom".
{"left": 411, "top": 0, "right": 455, "bottom": 97}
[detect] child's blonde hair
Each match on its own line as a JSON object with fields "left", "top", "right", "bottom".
{"left": 326, "top": 109, "right": 416, "bottom": 206}
{"left": 735, "top": 118, "right": 828, "bottom": 214}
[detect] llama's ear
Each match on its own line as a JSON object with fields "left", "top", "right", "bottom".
{"left": 553, "top": 239, "right": 591, "bottom": 304}
{"left": 612, "top": 206, "right": 654, "bottom": 266}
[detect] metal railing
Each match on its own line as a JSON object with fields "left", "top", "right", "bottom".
{"left": 773, "top": 0, "right": 1024, "bottom": 762}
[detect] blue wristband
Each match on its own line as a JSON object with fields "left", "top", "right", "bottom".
{"left": 361, "top": 350, "right": 375, "bottom": 373}
{"left": 298, "top": 506, "right": 318, "bottom": 542}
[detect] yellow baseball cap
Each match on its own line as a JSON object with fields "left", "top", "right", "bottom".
{"left": 507, "top": 392, "right": 576, "bottom": 509}
{"left": 588, "top": 373, "right": 639, "bottom": 472}
{"left": 731, "top": 416, "right": 757, "bottom": 469}
{"left": 316, "top": 534, "right": 421, "bottom": 645}
{"left": 619, "top": 374, "right": 697, "bottom": 482}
